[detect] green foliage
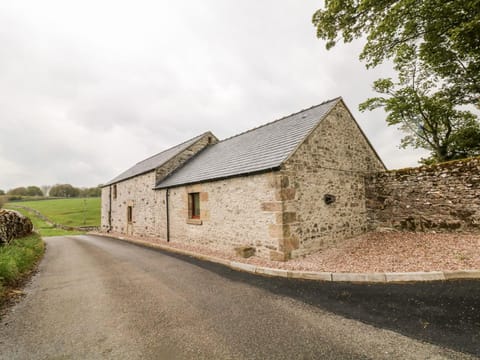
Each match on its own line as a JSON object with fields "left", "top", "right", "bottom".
{"left": 26, "top": 186, "right": 43, "bottom": 196}
{"left": 7, "top": 187, "right": 28, "bottom": 196}
{"left": 78, "top": 186, "right": 102, "bottom": 197}
{"left": 4, "top": 185, "right": 101, "bottom": 199}
{"left": 7, "top": 186, "right": 43, "bottom": 197}
{"left": 0, "top": 233, "right": 44, "bottom": 288}
{"left": 0, "top": 196, "right": 6, "bottom": 209}
{"left": 0, "top": 190, "right": 4, "bottom": 195}
{"left": 314, "top": 0, "right": 480, "bottom": 163}
{"left": 359, "top": 51, "right": 480, "bottom": 163}
{"left": 313, "top": 0, "right": 480, "bottom": 106}
{"left": 5, "top": 196, "right": 49, "bottom": 202}
{"left": 49, "top": 184, "right": 80, "bottom": 198}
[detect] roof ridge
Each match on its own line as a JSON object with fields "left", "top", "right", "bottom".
{"left": 219, "top": 97, "right": 342, "bottom": 143}
{"left": 134, "top": 131, "right": 211, "bottom": 165}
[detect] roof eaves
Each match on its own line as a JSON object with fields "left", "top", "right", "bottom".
{"left": 154, "top": 166, "right": 282, "bottom": 190}
{"left": 102, "top": 169, "right": 157, "bottom": 187}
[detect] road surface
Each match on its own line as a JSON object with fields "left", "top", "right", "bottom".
{"left": 0, "top": 235, "right": 477, "bottom": 359}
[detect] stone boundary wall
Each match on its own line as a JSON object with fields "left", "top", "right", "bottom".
{"left": 0, "top": 209, "right": 33, "bottom": 245}
{"left": 366, "top": 157, "right": 480, "bottom": 231}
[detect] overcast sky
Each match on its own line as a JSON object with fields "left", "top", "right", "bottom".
{"left": 0, "top": 1, "right": 429, "bottom": 191}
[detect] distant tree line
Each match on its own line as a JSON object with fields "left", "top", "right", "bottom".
{"left": 0, "top": 184, "right": 102, "bottom": 199}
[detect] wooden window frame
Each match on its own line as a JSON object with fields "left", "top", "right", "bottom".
{"left": 188, "top": 192, "right": 200, "bottom": 219}
{"left": 127, "top": 205, "right": 133, "bottom": 223}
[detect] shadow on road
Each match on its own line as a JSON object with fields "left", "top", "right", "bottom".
{"left": 159, "top": 248, "right": 480, "bottom": 357}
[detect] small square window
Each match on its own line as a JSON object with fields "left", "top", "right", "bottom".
{"left": 188, "top": 193, "right": 200, "bottom": 219}
{"left": 127, "top": 206, "right": 133, "bottom": 223}
{"left": 113, "top": 184, "right": 117, "bottom": 199}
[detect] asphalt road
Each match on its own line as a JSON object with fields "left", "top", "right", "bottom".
{"left": 0, "top": 235, "right": 477, "bottom": 359}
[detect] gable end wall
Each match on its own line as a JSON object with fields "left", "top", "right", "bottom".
{"left": 155, "top": 133, "right": 217, "bottom": 184}
{"left": 280, "top": 101, "right": 385, "bottom": 258}
{"left": 101, "top": 171, "right": 159, "bottom": 235}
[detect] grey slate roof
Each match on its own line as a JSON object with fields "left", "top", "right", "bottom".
{"left": 104, "top": 132, "right": 210, "bottom": 186}
{"left": 155, "top": 98, "right": 340, "bottom": 189}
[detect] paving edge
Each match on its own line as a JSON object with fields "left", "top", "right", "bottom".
{"left": 90, "top": 233, "right": 480, "bottom": 283}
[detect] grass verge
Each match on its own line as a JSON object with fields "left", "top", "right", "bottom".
{"left": 0, "top": 233, "right": 45, "bottom": 304}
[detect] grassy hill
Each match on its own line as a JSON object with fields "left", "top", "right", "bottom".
{"left": 5, "top": 198, "right": 101, "bottom": 236}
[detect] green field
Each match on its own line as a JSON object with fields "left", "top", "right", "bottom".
{"left": 5, "top": 198, "right": 100, "bottom": 236}
{"left": 6, "top": 207, "right": 85, "bottom": 237}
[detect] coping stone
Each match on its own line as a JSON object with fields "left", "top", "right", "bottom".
{"left": 443, "top": 270, "right": 480, "bottom": 280}
{"left": 385, "top": 271, "right": 445, "bottom": 282}
{"left": 230, "top": 261, "right": 257, "bottom": 273}
{"left": 332, "top": 273, "right": 386, "bottom": 282}
{"left": 255, "top": 267, "right": 289, "bottom": 277}
{"left": 288, "top": 271, "right": 332, "bottom": 281}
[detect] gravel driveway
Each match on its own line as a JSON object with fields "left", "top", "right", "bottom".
{"left": 107, "top": 230, "right": 480, "bottom": 273}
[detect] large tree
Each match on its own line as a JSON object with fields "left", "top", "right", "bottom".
{"left": 313, "top": 0, "right": 480, "bottom": 163}
{"left": 26, "top": 186, "right": 43, "bottom": 196}
{"left": 359, "top": 54, "right": 480, "bottom": 163}
{"left": 7, "top": 187, "right": 28, "bottom": 196}
{"left": 78, "top": 186, "right": 102, "bottom": 197}
{"left": 49, "top": 184, "right": 80, "bottom": 198}
{"left": 313, "top": 0, "right": 480, "bottom": 106}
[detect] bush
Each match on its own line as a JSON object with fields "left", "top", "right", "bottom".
{"left": 0, "top": 196, "right": 6, "bottom": 209}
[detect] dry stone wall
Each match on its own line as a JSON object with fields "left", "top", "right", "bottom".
{"left": 0, "top": 209, "right": 33, "bottom": 245}
{"left": 366, "top": 157, "right": 480, "bottom": 231}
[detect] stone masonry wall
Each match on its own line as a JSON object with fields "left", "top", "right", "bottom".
{"left": 101, "top": 171, "right": 159, "bottom": 236}
{"left": 155, "top": 132, "right": 217, "bottom": 183}
{"left": 167, "top": 172, "right": 282, "bottom": 259}
{"left": 366, "top": 157, "right": 480, "bottom": 231}
{"left": 100, "top": 187, "right": 110, "bottom": 231}
{"left": 280, "top": 100, "right": 385, "bottom": 259}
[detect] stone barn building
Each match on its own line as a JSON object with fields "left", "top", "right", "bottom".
{"left": 101, "top": 97, "right": 385, "bottom": 260}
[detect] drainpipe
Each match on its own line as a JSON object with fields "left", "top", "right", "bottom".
{"left": 108, "top": 186, "right": 112, "bottom": 232}
{"left": 166, "top": 188, "right": 170, "bottom": 242}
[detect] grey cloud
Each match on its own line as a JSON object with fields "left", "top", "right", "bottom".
{"left": 0, "top": 0, "right": 424, "bottom": 191}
